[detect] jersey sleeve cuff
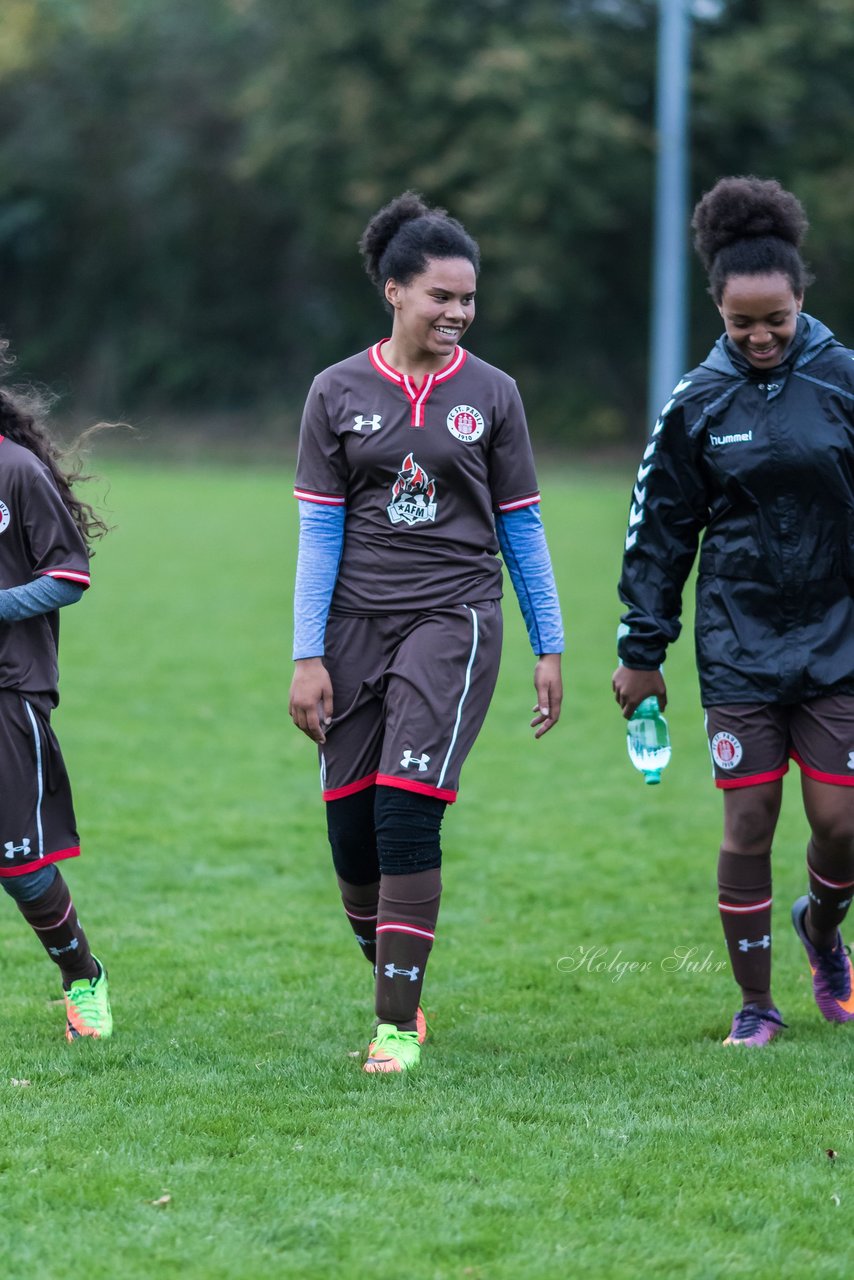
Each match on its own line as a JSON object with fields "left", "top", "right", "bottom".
{"left": 495, "top": 491, "right": 541, "bottom": 513}
{"left": 293, "top": 486, "right": 346, "bottom": 506}
{"left": 41, "top": 568, "right": 91, "bottom": 588}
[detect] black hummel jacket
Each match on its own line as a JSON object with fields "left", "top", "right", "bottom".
{"left": 617, "top": 314, "right": 854, "bottom": 706}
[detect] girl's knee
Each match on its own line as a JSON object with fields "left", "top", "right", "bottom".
{"left": 809, "top": 814, "right": 854, "bottom": 855}
{"left": 723, "top": 788, "right": 781, "bottom": 853}
{"left": 1, "top": 862, "right": 58, "bottom": 903}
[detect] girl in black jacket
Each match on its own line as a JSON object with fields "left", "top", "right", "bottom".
{"left": 613, "top": 176, "right": 854, "bottom": 1046}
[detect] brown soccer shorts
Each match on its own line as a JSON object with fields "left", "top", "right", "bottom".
{"left": 319, "top": 601, "right": 503, "bottom": 803}
{"left": 0, "top": 691, "right": 81, "bottom": 879}
{"left": 704, "top": 695, "right": 854, "bottom": 789}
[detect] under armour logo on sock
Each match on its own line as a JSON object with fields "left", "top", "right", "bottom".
{"left": 48, "top": 939, "right": 79, "bottom": 957}
{"left": 384, "top": 963, "right": 420, "bottom": 981}
{"left": 809, "top": 889, "right": 822, "bottom": 905}
{"left": 4, "top": 837, "right": 31, "bottom": 859}
{"left": 839, "top": 896, "right": 853, "bottom": 911}
{"left": 400, "top": 750, "right": 430, "bottom": 772}
{"left": 738, "top": 935, "right": 770, "bottom": 951}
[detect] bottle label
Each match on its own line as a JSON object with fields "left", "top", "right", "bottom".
{"left": 711, "top": 731, "right": 743, "bottom": 770}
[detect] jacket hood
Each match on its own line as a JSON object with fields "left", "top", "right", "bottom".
{"left": 700, "top": 312, "right": 837, "bottom": 380}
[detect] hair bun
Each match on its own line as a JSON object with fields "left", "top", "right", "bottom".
{"left": 359, "top": 191, "right": 434, "bottom": 287}
{"left": 692, "top": 176, "right": 808, "bottom": 272}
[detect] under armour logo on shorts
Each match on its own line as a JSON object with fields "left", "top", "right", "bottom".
{"left": 4, "top": 837, "right": 31, "bottom": 859}
{"left": 400, "top": 750, "right": 430, "bottom": 772}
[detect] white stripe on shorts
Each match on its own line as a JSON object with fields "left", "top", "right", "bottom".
{"left": 23, "top": 700, "right": 45, "bottom": 857}
{"left": 436, "top": 606, "right": 479, "bottom": 790}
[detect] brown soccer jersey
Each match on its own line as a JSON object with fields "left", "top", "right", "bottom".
{"left": 294, "top": 343, "right": 541, "bottom": 615}
{"left": 0, "top": 436, "right": 91, "bottom": 708}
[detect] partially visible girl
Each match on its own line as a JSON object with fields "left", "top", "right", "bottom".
{"left": 0, "top": 341, "right": 112, "bottom": 1041}
{"left": 614, "top": 177, "right": 854, "bottom": 1046}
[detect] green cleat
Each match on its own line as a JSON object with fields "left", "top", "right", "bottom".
{"left": 64, "top": 958, "right": 113, "bottom": 1042}
{"left": 363, "top": 1023, "right": 421, "bottom": 1073}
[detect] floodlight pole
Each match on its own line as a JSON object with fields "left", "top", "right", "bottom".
{"left": 648, "top": 0, "right": 692, "bottom": 426}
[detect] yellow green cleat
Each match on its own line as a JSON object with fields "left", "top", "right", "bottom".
{"left": 363, "top": 1023, "right": 421, "bottom": 1073}
{"left": 64, "top": 958, "right": 113, "bottom": 1042}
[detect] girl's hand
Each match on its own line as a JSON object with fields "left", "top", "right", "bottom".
{"left": 530, "top": 653, "right": 563, "bottom": 738}
{"left": 289, "top": 657, "right": 334, "bottom": 744}
{"left": 611, "top": 665, "right": 667, "bottom": 720}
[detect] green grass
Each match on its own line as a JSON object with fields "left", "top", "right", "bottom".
{"left": 0, "top": 462, "right": 850, "bottom": 1279}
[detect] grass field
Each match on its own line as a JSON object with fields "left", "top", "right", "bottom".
{"left": 0, "top": 461, "right": 850, "bottom": 1279}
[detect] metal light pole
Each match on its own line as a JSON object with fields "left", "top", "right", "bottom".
{"left": 648, "top": 0, "right": 692, "bottom": 426}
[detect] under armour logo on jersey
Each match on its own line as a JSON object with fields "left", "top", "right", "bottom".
{"left": 384, "top": 963, "right": 420, "bottom": 982}
{"left": 353, "top": 414, "right": 382, "bottom": 432}
{"left": 400, "top": 750, "right": 430, "bottom": 772}
{"left": 738, "top": 936, "right": 770, "bottom": 951}
{"left": 848, "top": 751, "right": 854, "bottom": 770}
{"left": 4, "top": 837, "right": 31, "bottom": 859}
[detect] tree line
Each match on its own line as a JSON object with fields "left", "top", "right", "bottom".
{"left": 1, "top": 0, "right": 853, "bottom": 443}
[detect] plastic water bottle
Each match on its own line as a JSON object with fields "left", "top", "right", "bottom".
{"left": 627, "top": 696, "right": 671, "bottom": 785}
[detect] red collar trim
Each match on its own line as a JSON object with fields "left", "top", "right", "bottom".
{"left": 369, "top": 342, "right": 468, "bottom": 427}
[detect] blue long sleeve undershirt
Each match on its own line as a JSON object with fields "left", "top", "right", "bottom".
{"left": 0, "top": 575, "right": 84, "bottom": 622}
{"left": 292, "top": 500, "right": 564, "bottom": 659}
{"left": 495, "top": 505, "right": 564, "bottom": 655}
{"left": 292, "top": 502, "right": 345, "bottom": 659}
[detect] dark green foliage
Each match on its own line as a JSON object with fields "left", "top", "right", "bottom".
{"left": 1, "top": 1, "right": 853, "bottom": 440}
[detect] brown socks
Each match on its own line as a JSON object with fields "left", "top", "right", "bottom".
{"left": 337, "top": 876, "right": 379, "bottom": 966}
{"left": 16, "top": 871, "right": 98, "bottom": 988}
{"left": 717, "top": 847, "right": 773, "bottom": 1008}
{"left": 806, "top": 837, "right": 854, "bottom": 949}
{"left": 375, "top": 868, "right": 442, "bottom": 1031}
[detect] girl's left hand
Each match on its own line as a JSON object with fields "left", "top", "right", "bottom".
{"left": 530, "top": 653, "right": 563, "bottom": 738}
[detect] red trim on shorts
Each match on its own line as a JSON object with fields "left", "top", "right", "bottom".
{"left": 322, "top": 772, "right": 378, "bottom": 802}
{"left": 376, "top": 773, "right": 458, "bottom": 803}
{"left": 716, "top": 763, "right": 789, "bottom": 789}
{"left": 0, "top": 846, "right": 81, "bottom": 878}
{"left": 791, "top": 749, "right": 854, "bottom": 787}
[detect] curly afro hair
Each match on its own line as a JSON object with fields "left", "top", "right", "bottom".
{"left": 691, "top": 176, "right": 813, "bottom": 302}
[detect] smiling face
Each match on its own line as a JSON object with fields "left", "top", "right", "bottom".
{"left": 718, "top": 272, "right": 803, "bottom": 370}
{"left": 384, "top": 257, "right": 476, "bottom": 371}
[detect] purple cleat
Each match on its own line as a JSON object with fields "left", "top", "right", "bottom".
{"left": 791, "top": 895, "right": 854, "bottom": 1023}
{"left": 723, "top": 1003, "right": 786, "bottom": 1047}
